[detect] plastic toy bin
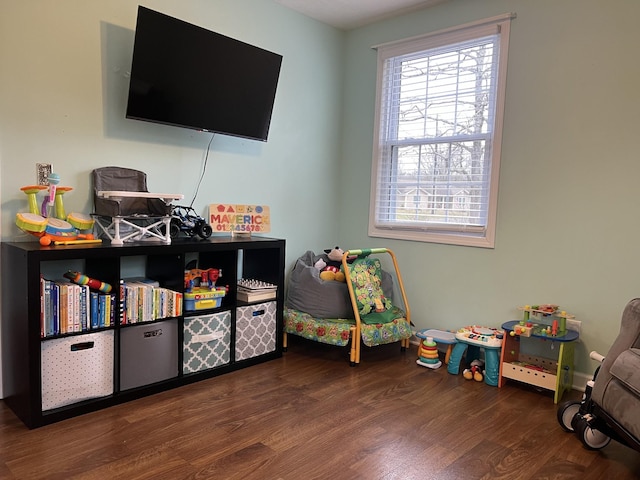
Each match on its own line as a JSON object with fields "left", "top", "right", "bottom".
{"left": 184, "top": 287, "right": 226, "bottom": 312}
{"left": 41, "top": 331, "right": 114, "bottom": 411}
{"left": 183, "top": 311, "right": 231, "bottom": 374}
{"left": 119, "top": 319, "right": 178, "bottom": 390}
{"left": 235, "top": 301, "right": 277, "bottom": 361}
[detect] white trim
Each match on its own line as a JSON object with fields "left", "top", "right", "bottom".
{"left": 369, "top": 227, "right": 495, "bottom": 249}
{"left": 372, "top": 12, "right": 517, "bottom": 50}
{"left": 368, "top": 14, "right": 514, "bottom": 248}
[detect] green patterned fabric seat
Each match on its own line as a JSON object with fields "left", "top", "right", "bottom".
{"left": 284, "top": 306, "right": 412, "bottom": 348}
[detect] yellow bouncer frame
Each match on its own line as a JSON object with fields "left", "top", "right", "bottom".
{"left": 341, "top": 247, "right": 412, "bottom": 365}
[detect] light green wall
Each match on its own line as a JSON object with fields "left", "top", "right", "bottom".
{"left": 0, "top": 0, "right": 345, "bottom": 259}
{"left": 340, "top": 0, "right": 640, "bottom": 374}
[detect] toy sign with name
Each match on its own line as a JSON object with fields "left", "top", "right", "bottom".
{"left": 209, "top": 204, "right": 270, "bottom": 233}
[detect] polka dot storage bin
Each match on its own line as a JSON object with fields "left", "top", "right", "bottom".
{"left": 40, "top": 330, "right": 114, "bottom": 411}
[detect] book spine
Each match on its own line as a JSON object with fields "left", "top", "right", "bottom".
{"left": 137, "top": 284, "right": 144, "bottom": 322}
{"left": 90, "top": 292, "right": 99, "bottom": 329}
{"left": 58, "top": 283, "right": 68, "bottom": 335}
{"left": 127, "top": 286, "right": 135, "bottom": 323}
{"left": 80, "top": 285, "right": 89, "bottom": 331}
{"left": 65, "top": 283, "right": 72, "bottom": 334}
{"left": 168, "top": 291, "right": 174, "bottom": 319}
{"left": 40, "top": 275, "right": 45, "bottom": 338}
{"left": 146, "top": 285, "right": 153, "bottom": 322}
{"left": 99, "top": 294, "right": 107, "bottom": 327}
{"left": 129, "top": 285, "right": 137, "bottom": 323}
{"left": 104, "top": 293, "right": 111, "bottom": 327}
{"left": 109, "top": 294, "right": 115, "bottom": 327}
{"left": 43, "top": 279, "right": 52, "bottom": 337}
{"left": 153, "top": 288, "right": 160, "bottom": 321}
{"left": 65, "top": 283, "right": 73, "bottom": 333}
{"left": 120, "top": 280, "right": 127, "bottom": 325}
{"left": 176, "top": 292, "right": 182, "bottom": 317}
{"left": 160, "top": 288, "right": 166, "bottom": 319}
{"left": 51, "top": 282, "right": 59, "bottom": 336}
{"left": 73, "top": 284, "right": 81, "bottom": 332}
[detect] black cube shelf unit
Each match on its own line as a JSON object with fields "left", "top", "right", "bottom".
{"left": 1, "top": 236, "right": 285, "bottom": 428}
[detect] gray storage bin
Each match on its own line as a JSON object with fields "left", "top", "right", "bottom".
{"left": 120, "top": 319, "right": 178, "bottom": 390}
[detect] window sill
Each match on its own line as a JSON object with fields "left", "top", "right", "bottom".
{"left": 368, "top": 226, "right": 495, "bottom": 248}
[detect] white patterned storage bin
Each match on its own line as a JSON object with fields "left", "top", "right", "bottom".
{"left": 235, "top": 301, "right": 276, "bottom": 361}
{"left": 183, "top": 311, "right": 231, "bottom": 374}
{"left": 41, "top": 331, "right": 114, "bottom": 411}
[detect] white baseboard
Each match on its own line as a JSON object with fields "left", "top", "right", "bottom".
{"left": 571, "top": 370, "right": 591, "bottom": 393}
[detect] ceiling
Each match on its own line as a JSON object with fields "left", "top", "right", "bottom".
{"left": 275, "top": 0, "right": 450, "bottom": 30}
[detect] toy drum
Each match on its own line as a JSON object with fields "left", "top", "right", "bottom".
{"left": 45, "top": 218, "right": 76, "bottom": 237}
{"left": 16, "top": 212, "right": 47, "bottom": 233}
{"left": 67, "top": 212, "right": 94, "bottom": 231}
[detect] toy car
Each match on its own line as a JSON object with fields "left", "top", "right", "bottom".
{"left": 169, "top": 205, "right": 212, "bottom": 239}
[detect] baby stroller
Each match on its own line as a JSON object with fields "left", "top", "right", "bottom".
{"left": 557, "top": 298, "right": 640, "bottom": 452}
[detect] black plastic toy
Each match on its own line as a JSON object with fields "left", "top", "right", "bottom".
{"left": 169, "top": 205, "right": 212, "bottom": 239}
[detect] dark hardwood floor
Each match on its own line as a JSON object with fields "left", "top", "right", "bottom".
{"left": 1, "top": 337, "right": 639, "bottom": 479}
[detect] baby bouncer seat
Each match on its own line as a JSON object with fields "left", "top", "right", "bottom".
{"left": 557, "top": 298, "right": 640, "bottom": 452}
{"left": 92, "top": 166, "right": 183, "bottom": 245}
{"left": 342, "top": 248, "right": 413, "bottom": 365}
{"left": 283, "top": 247, "right": 412, "bottom": 365}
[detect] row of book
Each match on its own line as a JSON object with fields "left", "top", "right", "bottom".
{"left": 40, "top": 277, "right": 115, "bottom": 338}
{"left": 40, "top": 276, "right": 184, "bottom": 338}
{"left": 120, "top": 278, "right": 183, "bottom": 325}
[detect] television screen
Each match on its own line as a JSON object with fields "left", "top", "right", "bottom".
{"left": 126, "top": 6, "right": 283, "bottom": 141}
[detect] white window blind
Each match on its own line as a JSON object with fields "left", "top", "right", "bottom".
{"left": 369, "top": 14, "right": 514, "bottom": 248}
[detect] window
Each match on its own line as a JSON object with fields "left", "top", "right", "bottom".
{"left": 369, "top": 14, "right": 514, "bottom": 248}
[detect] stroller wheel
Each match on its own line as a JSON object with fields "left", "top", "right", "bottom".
{"left": 557, "top": 400, "right": 581, "bottom": 432}
{"left": 575, "top": 417, "right": 611, "bottom": 450}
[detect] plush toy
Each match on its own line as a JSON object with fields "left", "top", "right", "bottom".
{"left": 463, "top": 359, "right": 485, "bottom": 382}
{"left": 314, "top": 246, "right": 354, "bottom": 282}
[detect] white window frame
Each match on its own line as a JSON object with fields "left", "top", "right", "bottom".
{"left": 369, "top": 14, "right": 514, "bottom": 248}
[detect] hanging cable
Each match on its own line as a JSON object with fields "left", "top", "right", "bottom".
{"left": 189, "top": 132, "right": 215, "bottom": 208}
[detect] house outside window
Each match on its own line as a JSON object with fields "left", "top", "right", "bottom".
{"left": 369, "top": 14, "right": 514, "bottom": 248}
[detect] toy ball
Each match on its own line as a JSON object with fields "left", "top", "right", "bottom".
{"left": 48, "top": 173, "right": 60, "bottom": 185}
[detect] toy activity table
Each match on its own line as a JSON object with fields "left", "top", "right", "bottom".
{"left": 446, "top": 326, "right": 503, "bottom": 386}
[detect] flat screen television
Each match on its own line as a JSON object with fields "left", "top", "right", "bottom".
{"left": 126, "top": 6, "right": 283, "bottom": 142}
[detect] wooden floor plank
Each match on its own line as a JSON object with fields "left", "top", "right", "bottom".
{"left": 1, "top": 336, "right": 639, "bottom": 479}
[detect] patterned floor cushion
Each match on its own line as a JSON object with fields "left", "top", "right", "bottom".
{"left": 284, "top": 306, "right": 412, "bottom": 348}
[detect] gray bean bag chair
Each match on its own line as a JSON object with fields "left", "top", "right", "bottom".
{"left": 285, "top": 250, "right": 394, "bottom": 319}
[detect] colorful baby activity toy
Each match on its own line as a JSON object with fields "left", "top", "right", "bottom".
{"left": 16, "top": 173, "right": 98, "bottom": 246}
